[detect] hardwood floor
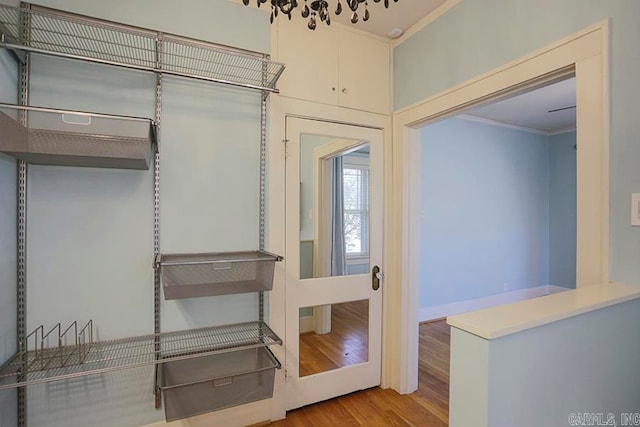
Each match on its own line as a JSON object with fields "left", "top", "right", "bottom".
{"left": 267, "top": 320, "right": 450, "bottom": 426}
{"left": 299, "top": 300, "right": 369, "bottom": 377}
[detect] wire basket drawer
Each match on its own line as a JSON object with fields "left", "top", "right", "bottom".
{"left": 161, "top": 347, "right": 278, "bottom": 422}
{"left": 157, "top": 251, "right": 283, "bottom": 300}
{"left": 0, "top": 104, "right": 156, "bottom": 170}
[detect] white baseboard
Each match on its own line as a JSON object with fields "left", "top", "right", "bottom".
{"left": 546, "top": 285, "right": 573, "bottom": 294}
{"left": 419, "top": 285, "right": 571, "bottom": 322}
{"left": 140, "top": 398, "right": 272, "bottom": 427}
{"left": 299, "top": 315, "right": 314, "bottom": 334}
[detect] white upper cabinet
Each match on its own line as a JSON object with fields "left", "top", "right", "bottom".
{"left": 337, "top": 30, "right": 390, "bottom": 114}
{"left": 275, "top": 17, "right": 340, "bottom": 106}
{"left": 275, "top": 18, "right": 391, "bottom": 115}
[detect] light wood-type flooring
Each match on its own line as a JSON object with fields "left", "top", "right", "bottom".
{"left": 299, "top": 300, "right": 369, "bottom": 377}
{"left": 265, "top": 319, "right": 450, "bottom": 426}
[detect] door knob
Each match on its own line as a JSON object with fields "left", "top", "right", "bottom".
{"left": 372, "top": 265, "right": 382, "bottom": 291}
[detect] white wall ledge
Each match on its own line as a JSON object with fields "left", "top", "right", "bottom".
{"left": 447, "top": 282, "right": 640, "bottom": 339}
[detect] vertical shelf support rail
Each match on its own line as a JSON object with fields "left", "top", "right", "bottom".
{"left": 258, "top": 55, "right": 269, "bottom": 325}
{"left": 153, "top": 32, "right": 163, "bottom": 410}
{"left": 16, "top": 3, "right": 31, "bottom": 427}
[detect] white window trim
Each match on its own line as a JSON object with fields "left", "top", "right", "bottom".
{"left": 343, "top": 154, "right": 370, "bottom": 260}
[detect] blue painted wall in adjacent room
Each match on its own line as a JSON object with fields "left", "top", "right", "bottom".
{"left": 419, "top": 118, "right": 551, "bottom": 308}
{"left": 549, "top": 132, "right": 577, "bottom": 288}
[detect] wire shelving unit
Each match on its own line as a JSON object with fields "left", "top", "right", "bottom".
{"left": 0, "top": 3, "right": 285, "bottom": 92}
{"left": 0, "top": 2, "right": 285, "bottom": 424}
{"left": 0, "top": 321, "right": 282, "bottom": 391}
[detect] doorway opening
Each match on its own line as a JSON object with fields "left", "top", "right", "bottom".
{"left": 391, "top": 20, "right": 608, "bottom": 404}
{"left": 416, "top": 76, "right": 577, "bottom": 323}
{"left": 412, "top": 75, "right": 579, "bottom": 423}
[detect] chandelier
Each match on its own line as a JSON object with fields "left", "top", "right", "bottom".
{"left": 242, "top": 0, "right": 399, "bottom": 30}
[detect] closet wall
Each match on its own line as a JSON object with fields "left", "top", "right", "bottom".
{"left": 0, "top": 1, "right": 273, "bottom": 426}
{"left": 24, "top": 55, "right": 159, "bottom": 427}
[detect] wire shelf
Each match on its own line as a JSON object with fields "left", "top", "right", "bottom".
{"left": 0, "top": 4, "right": 157, "bottom": 69}
{"left": 0, "top": 104, "right": 156, "bottom": 170}
{"left": 0, "top": 4, "right": 285, "bottom": 92}
{"left": 162, "top": 35, "right": 285, "bottom": 91}
{"left": 157, "top": 250, "right": 283, "bottom": 300}
{"left": 0, "top": 321, "right": 282, "bottom": 391}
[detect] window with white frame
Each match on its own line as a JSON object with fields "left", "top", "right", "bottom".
{"left": 343, "top": 153, "right": 369, "bottom": 259}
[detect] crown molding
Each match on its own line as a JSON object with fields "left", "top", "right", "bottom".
{"left": 548, "top": 127, "right": 577, "bottom": 136}
{"left": 458, "top": 114, "right": 552, "bottom": 136}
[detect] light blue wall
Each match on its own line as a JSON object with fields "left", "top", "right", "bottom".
{"left": 0, "top": 1, "right": 271, "bottom": 426}
{"left": 450, "top": 297, "right": 640, "bottom": 427}
{"left": 25, "top": 57, "right": 157, "bottom": 341}
{"left": 549, "top": 131, "right": 577, "bottom": 288}
{"left": 299, "top": 135, "right": 331, "bottom": 284}
{"left": 394, "top": 0, "right": 640, "bottom": 285}
{"left": 419, "top": 118, "right": 550, "bottom": 308}
{"left": 300, "top": 134, "right": 334, "bottom": 241}
{"left": 0, "top": 48, "right": 18, "bottom": 427}
{"left": 159, "top": 78, "right": 263, "bottom": 333}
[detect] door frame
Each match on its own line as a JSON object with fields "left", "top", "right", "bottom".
{"left": 391, "top": 20, "right": 610, "bottom": 393}
{"left": 267, "top": 95, "right": 392, "bottom": 420}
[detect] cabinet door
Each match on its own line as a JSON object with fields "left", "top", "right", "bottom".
{"left": 338, "top": 30, "right": 390, "bottom": 115}
{"left": 276, "top": 18, "right": 339, "bottom": 106}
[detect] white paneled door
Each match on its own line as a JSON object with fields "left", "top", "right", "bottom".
{"left": 284, "top": 117, "right": 383, "bottom": 410}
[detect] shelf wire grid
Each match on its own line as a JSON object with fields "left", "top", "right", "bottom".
{"left": 162, "top": 36, "right": 285, "bottom": 91}
{"left": 0, "top": 321, "right": 281, "bottom": 391}
{"left": 29, "top": 130, "right": 151, "bottom": 158}
{"left": 0, "top": 4, "right": 157, "bottom": 69}
{"left": 0, "top": 4, "right": 285, "bottom": 92}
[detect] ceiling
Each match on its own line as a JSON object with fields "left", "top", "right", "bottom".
{"left": 464, "top": 77, "right": 577, "bottom": 134}
{"left": 231, "top": 0, "right": 446, "bottom": 39}
{"left": 328, "top": 0, "right": 446, "bottom": 38}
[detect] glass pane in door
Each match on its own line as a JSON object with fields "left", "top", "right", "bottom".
{"left": 298, "top": 299, "right": 369, "bottom": 377}
{"left": 299, "top": 133, "right": 370, "bottom": 279}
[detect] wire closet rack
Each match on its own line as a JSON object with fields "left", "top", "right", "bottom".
{"left": 0, "top": 320, "right": 282, "bottom": 391}
{"left": 0, "top": 3, "right": 286, "bottom": 92}
{"left": 157, "top": 250, "right": 284, "bottom": 299}
{"left": 0, "top": 103, "right": 157, "bottom": 169}
{"left": 0, "top": 2, "right": 285, "bottom": 423}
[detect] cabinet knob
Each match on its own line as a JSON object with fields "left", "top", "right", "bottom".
{"left": 332, "top": 87, "right": 336, "bottom": 91}
{"left": 342, "top": 88, "right": 347, "bottom": 93}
